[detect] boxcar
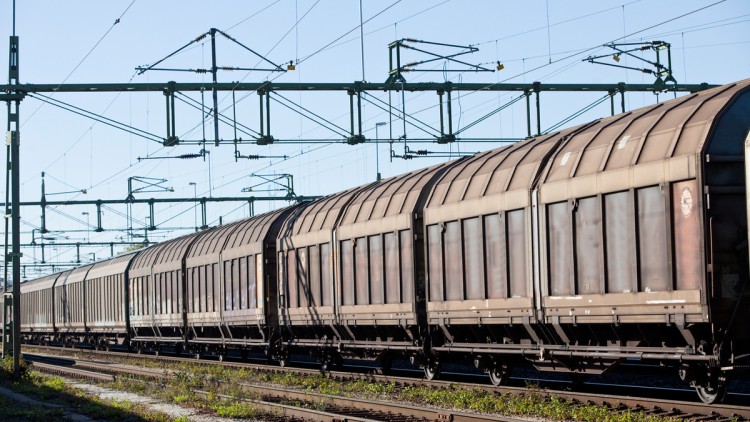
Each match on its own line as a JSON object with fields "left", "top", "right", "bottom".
{"left": 418, "top": 79, "right": 750, "bottom": 403}
{"left": 85, "top": 253, "right": 136, "bottom": 349}
{"left": 54, "top": 267, "right": 91, "bottom": 345}
{"left": 276, "top": 186, "right": 372, "bottom": 365}
{"left": 421, "top": 134, "right": 561, "bottom": 381}
{"left": 128, "top": 232, "right": 205, "bottom": 350}
{"left": 332, "top": 163, "right": 457, "bottom": 367}
{"left": 19, "top": 273, "right": 60, "bottom": 344}
{"left": 534, "top": 80, "right": 750, "bottom": 403}
{"left": 185, "top": 207, "right": 293, "bottom": 358}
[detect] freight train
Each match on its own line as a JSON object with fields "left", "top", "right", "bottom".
{"left": 13, "top": 79, "right": 750, "bottom": 404}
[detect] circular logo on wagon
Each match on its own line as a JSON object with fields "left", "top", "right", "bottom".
{"left": 680, "top": 186, "right": 693, "bottom": 218}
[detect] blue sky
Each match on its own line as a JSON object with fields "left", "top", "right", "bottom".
{"left": 1, "top": 0, "right": 748, "bottom": 277}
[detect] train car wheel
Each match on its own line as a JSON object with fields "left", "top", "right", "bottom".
{"left": 424, "top": 361, "right": 441, "bottom": 381}
{"left": 488, "top": 363, "right": 509, "bottom": 387}
{"left": 695, "top": 381, "right": 728, "bottom": 404}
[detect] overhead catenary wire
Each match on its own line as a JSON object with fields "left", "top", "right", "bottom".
{"left": 173, "top": 92, "right": 261, "bottom": 139}
{"left": 314, "top": 0, "right": 451, "bottom": 55}
{"left": 298, "top": 0, "right": 402, "bottom": 64}
{"left": 543, "top": 93, "right": 611, "bottom": 134}
{"left": 22, "top": 0, "right": 137, "bottom": 127}
{"left": 428, "top": 0, "right": 727, "bottom": 107}
{"left": 27, "top": 93, "right": 164, "bottom": 144}
{"left": 454, "top": 94, "right": 526, "bottom": 136}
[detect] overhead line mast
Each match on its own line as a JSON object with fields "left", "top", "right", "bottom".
{"left": 2, "top": 20, "right": 21, "bottom": 378}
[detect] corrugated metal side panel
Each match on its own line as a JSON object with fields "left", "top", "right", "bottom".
{"left": 86, "top": 252, "right": 137, "bottom": 280}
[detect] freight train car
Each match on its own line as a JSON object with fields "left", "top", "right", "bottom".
{"left": 20, "top": 272, "right": 64, "bottom": 344}
{"left": 15, "top": 78, "right": 750, "bottom": 404}
{"left": 183, "top": 206, "right": 293, "bottom": 359}
{"left": 85, "top": 253, "right": 136, "bottom": 349}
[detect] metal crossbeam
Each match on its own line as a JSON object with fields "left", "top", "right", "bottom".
{"left": 0, "top": 81, "right": 715, "bottom": 94}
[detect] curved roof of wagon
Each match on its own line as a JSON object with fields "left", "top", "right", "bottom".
{"left": 186, "top": 206, "right": 295, "bottom": 258}
{"left": 425, "top": 133, "right": 563, "bottom": 208}
{"left": 130, "top": 230, "right": 208, "bottom": 271}
{"left": 86, "top": 252, "right": 138, "bottom": 280}
{"left": 540, "top": 79, "right": 750, "bottom": 183}
{"left": 20, "top": 271, "right": 64, "bottom": 293}
{"left": 279, "top": 184, "right": 376, "bottom": 238}
{"left": 61, "top": 263, "right": 95, "bottom": 285}
{"left": 339, "top": 161, "right": 456, "bottom": 225}
{"left": 424, "top": 78, "right": 750, "bottom": 209}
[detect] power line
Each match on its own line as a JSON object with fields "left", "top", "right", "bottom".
{"left": 21, "top": 0, "right": 137, "bottom": 127}
{"left": 298, "top": 0, "right": 402, "bottom": 64}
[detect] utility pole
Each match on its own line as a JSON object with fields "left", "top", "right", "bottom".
{"left": 5, "top": 31, "right": 21, "bottom": 377}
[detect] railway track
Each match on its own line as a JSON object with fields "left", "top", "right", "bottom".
{"left": 23, "top": 345, "right": 750, "bottom": 421}
{"left": 24, "top": 351, "right": 523, "bottom": 422}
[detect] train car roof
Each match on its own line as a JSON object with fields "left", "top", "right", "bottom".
{"left": 86, "top": 251, "right": 138, "bottom": 280}
{"left": 20, "top": 272, "right": 63, "bottom": 293}
{"left": 60, "top": 263, "right": 95, "bottom": 286}
{"left": 187, "top": 206, "right": 295, "bottom": 259}
{"left": 281, "top": 184, "right": 375, "bottom": 238}
{"left": 424, "top": 133, "right": 561, "bottom": 211}
{"left": 223, "top": 206, "right": 294, "bottom": 250}
{"left": 339, "top": 162, "right": 454, "bottom": 225}
{"left": 129, "top": 230, "right": 206, "bottom": 271}
{"left": 539, "top": 79, "right": 750, "bottom": 185}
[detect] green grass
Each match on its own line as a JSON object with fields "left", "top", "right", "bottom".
{"left": 210, "top": 399, "right": 258, "bottom": 418}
